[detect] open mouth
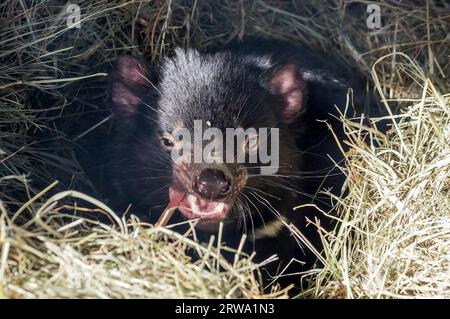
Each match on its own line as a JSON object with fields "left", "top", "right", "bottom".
{"left": 167, "top": 187, "right": 231, "bottom": 221}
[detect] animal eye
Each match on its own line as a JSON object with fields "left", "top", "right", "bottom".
{"left": 160, "top": 137, "right": 174, "bottom": 150}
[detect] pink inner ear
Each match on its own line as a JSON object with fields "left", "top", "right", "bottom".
{"left": 116, "top": 55, "right": 149, "bottom": 87}
{"left": 112, "top": 55, "right": 152, "bottom": 118}
{"left": 112, "top": 83, "right": 142, "bottom": 117}
{"left": 270, "top": 64, "right": 305, "bottom": 123}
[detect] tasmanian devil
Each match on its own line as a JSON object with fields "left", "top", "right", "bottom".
{"left": 87, "top": 40, "right": 378, "bottom": 289}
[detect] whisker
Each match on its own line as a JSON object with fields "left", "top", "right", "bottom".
{"left": 240, "top": 192, "right": 263, "bottom": 242}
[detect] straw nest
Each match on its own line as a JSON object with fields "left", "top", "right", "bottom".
{"left": 0, "top": 0, "right": 449, "bottom": 298}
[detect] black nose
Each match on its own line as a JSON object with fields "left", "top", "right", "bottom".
{"left": 193, "top": 169, "right": 231, "bottom": 200}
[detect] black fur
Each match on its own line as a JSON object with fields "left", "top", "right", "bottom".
{"left": 78, "top": 40, "right": 381, "bottom": 292}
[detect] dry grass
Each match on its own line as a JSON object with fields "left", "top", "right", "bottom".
{"left": 300, "top": 53, "right": 450, "bottom": 298}
{"left": 0, "top": 184, "right": 287, "bottom": 298}
{"left": 0, "top": 0, "right": 449, "bottom": 298}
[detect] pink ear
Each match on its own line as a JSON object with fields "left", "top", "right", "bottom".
{"left": 111, "top": 55, "right": 152, "bottom": 118}
{"left": 269, "top": 64, "right": 306, "bottom": 123}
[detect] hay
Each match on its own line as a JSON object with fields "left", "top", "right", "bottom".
{"left": 0, "top": 184, "right": 286, "bottom": 298}
{"left": 301, "top": 53, "right": 450, "bottom": 298}
{"left": 0, "top": 0, "right": 449, "bottom": 298}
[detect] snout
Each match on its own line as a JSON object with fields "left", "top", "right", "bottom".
{"left": 193, "top": 168, "right": 232, "bottom": 200}
{"left": 166, "top": 163, "right": 247, "bottom": 223}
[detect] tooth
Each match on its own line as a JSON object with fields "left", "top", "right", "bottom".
{"left": 187, "top": 195, "right": 200, "bottom": 213}
{"left": 187, "top": 195, "right": 196, "bottom": 205}
{"left": 186, "top": 195, "right": 226, "bottom": 217}
{"left": 215, "top": 203, "right": 225, "bottom": 213}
